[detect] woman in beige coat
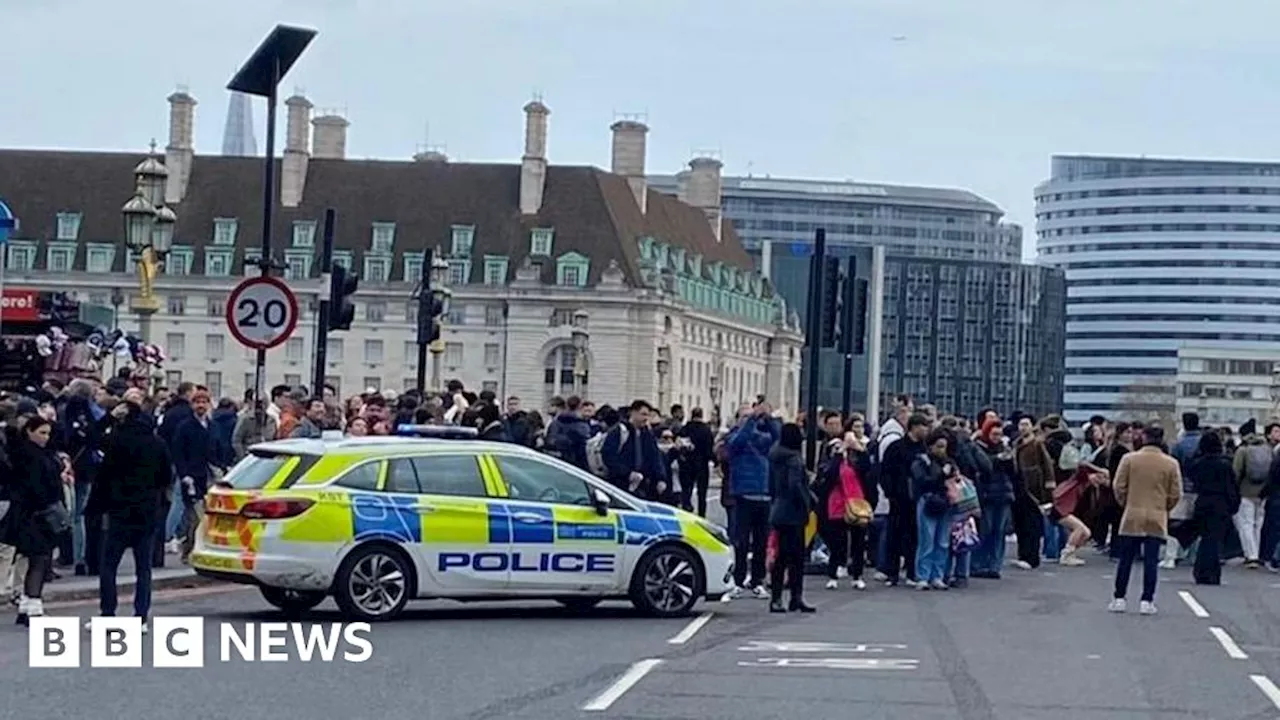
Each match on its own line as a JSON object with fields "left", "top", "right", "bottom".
{"left": 1109, "top": 425, "right": 1182, "bottom": 615}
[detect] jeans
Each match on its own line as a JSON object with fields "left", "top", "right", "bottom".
{"left": 72, "top": 481, "right": 91, "bottom": 567}
{"left": 1260, "top": 495, "right": 1280, "bottom": 567}
{"left": 165, "top": 479, "right": 184, "bottom": 540}
{"left": 732, "top": 498, "right": 770, "bottom": 588}
{"left": 915, "top": 499, "right": 950, "bottom": 583}
{"left": 1233, "top": 497, "right": 1266, "bottom": 561}
{"left": 1043, "top": 514, "right": 1063, "bottom": 560}
{"left": 99, "top": 518, "right": 157, "bottom": 619}
{"left": 1114, "top": 535, "right": 1163, "bottom": 603}
{"left": 972, "top": 503, "right": 1011, "bottom": 575}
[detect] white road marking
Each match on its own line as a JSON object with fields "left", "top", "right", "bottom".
{"left": 1086, "top": 654, "right": 1101, "bottom": 660}
{"left": 667, "top": 612, "right": 714, "bottom": 645}
{"left": 583, "top": 659, "right": 663, "bottom": 712}
{"left": 738, "top": 640, "right": 908, "bottom": 653}
{"left": 1178, "top": 590, "right": 1210, "bottom": 618}
{"left": 1209, "top": 627, "right": 1249, "bottom": 660}
{"left": 1251, "top": 675, "right": 1280, "bottom": 710}
{"left": 739, "top": 657, "right": 919, "bottom": 670}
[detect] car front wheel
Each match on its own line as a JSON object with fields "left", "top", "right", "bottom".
{"left": 333, "top": 545, "right": 413, "bottom": 621}
{"left": 629, "top": 545, "right": 703, "bottom": 618}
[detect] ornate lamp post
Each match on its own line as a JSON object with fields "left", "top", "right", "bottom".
{"left": 121, "top": 144, "right": 176, "bottom": 344}
{"left": 428, "top": 249, "right": 451, "bottom": 391}
{"left": 656, "top": 345, "right": 671, "bottom": 412}
{"left": 571, "top": 309, "right": 589, "bottom": 397}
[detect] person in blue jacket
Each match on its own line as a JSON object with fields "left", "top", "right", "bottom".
{"left": 723, "top": 402, "right": 781, "bottom": 601}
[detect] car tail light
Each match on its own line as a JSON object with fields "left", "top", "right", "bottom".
{"left": 240, "top": 498, "right": 314, "bottom": 520}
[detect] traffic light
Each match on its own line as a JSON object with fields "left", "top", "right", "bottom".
{"left": 819, "top": 257, "right": 842, "bottom": 348}
{"left": 416, "top": 291, "right": 446, "bottom": 346}
{"left": 328, "top": 262, "right": 358, "bottom": 331}
{"left": 852, "top": 278, "right": 869, "bottom": 355}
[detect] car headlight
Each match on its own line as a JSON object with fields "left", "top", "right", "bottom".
{"left": 697, "top": 519, "right": 732, "bottom": 547}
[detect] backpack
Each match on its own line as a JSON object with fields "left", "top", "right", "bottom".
{"left": 1243, "top": 444, "right": 1272, "bottom": 487}
{"left": 586, "top": 424, "right": 629, "bottom": 478}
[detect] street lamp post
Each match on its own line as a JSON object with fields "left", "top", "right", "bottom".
{"left": 571, "top": 309, "right": 589, "bottom": 397}
{"left": 656, "top": 345, "right": 671, "bottom": 412}
{"left": 121, "top": 144, "right": 176, "bottom": 349}
{"left": 428, "top": 249, "right": 451, "bottom": 392}
{"left": 110, "top": 287, "right": 125, "bottom": 375}
{"left": 708, "top": 366, "right": 722, "bottom": 429}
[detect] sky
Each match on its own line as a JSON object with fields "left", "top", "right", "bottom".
{"left": 5, "top": 0, "right": 1280, "bottom": 262}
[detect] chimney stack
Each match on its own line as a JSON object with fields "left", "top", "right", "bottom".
{"left": 164, "top": 89, "right": 196, "bottom": 203}
{"left": 686, "top": 156, "right": 724, "bottom": 242}
{"left": 312, "top": 113, "right": 349, "bottom": 160}
{"left": 280, "top": 93, "right": 312, "bottom": 207}
{"left": 520, "top": 99, "right": 550, "bottom": 215}
{"left": 610, "top": 119, "right": 649, "bottom": 214}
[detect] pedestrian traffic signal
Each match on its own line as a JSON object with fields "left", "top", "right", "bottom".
{"left": 851, "top": 278, "right": 869, "bottom": 355}
{"left": 328, "top": 262, "right": 358, "bottom": 331}
{"left": 819, "top": 257, "right": 842, "bottom": 348}
{"left": 416, "top": 292, "right": 446, "bottom": 345}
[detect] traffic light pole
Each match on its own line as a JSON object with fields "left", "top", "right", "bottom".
{"left": 312, "top": 208, "right": 335, "bottom": 396}
{"left": 415, "top": 247, "right": 434, "bottom": 392}
{"left": 803, "top": 228, "right": 826, "bottom": 471}
{"left": 840, "top": 254, "right": 857, "bottom": 416}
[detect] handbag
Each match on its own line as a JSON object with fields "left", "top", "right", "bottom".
{"left": 37, "top": 502, "right": 72, "bottom": 536}
{"left": 765, "top": 529, "right": 780, "bottom": 572}
{"left": 951, "top": 476, "right": 982, "bottom": 518}
{"left": 844, "top": 499, "right": 873, "bottom": 526}
{"left": 950, "top": 517, "right": 980, "bottom": 553}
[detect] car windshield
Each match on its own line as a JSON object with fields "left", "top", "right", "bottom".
{"left": 223, "top": 451, "right": 305, "bottom": 490}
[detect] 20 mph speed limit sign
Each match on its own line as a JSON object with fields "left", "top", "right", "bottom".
{"left": 226, "top": 276, "right": 300, "bottom": 351}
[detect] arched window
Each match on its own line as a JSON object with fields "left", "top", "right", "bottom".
{"left": 543, "top": 344, "right": 589, "bottom": 403}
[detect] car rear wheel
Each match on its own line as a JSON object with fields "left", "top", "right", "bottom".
{"left": 260, "top": 587, "right": 326, "bottom": 614}
{"left": 333, "top": 544, "right": 413, "bottom": 621}
{"left": 556, "top": 597, "right": 603, "bottom": 612}
{"left": 629, "top": 545, "right": 703, "bottom": 618}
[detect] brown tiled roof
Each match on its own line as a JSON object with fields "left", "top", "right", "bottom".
{"left": 0, "top": 149, "right": 756, "bottom": 284}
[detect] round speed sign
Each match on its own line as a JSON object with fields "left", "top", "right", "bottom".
{"left": 226, "top": 276, "right": 300, "bottom": 351}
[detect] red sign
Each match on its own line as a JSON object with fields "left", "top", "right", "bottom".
{"left": 1, "top": 289, "right": 39, "bottom": 322}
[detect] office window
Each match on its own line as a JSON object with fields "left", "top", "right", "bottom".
{"left": 56, "top": 212, "right": 82, "bottom": 241}
{"left": 364, "top": 339, "right": 384, "bottom": 364}
{"left": 46, "top": 244, "right": 75, "bottom": 273}
{"left": 450, "top": 225, "right": 475, "bottom": 256}
{"left": 483, "top": 343, "right": 501, "bottom": 366}
{"left": 445, "top": 308, "right": 465, "bottom": 325}
{"left": 284, "top": 251, "right": 312, "bottom": 280}
{"left": 213, "top": 218, "right": 238, "bottom": 246}
{"left": 86, "top": 245, "right": 114, "bottom": 273}
{"left": 165, "top": 333, "right": 186, "bottom": 360}
{"left": 364, "top": 255, "right": 391, "bottom": 283}
{"left": 481, "top": 380, "right": 499, "bottom": 394}
{"left": 483, "top": 256, "right": 508, "bottom": 285}
{"left": 283, "top": 373, "right": 302, "bottom": 387}
{"left": 292, "top": 220, "right": 317, "bottom": 248}
{"left": 365, "top": 301, "right": 386, "bottom": 322}
{"left": 403, "top": 340, "right": 418, "bottom": 363}
{"left": 205, "top": 334, "right": 225, "bottom": 361}
{"left": 285, "top": 337, "right": 304, "bottom": 362}
{"left": 403, "top": 252, "right": 424, "bottom": 282}
{"left": 207, "top": 295, "right": 226, "bottom": 317}
{"left": 484, "top": 305, "right": 504, "bottom": 327}
{"left": 448, "top": 259, "right": 469, "bottom": 285}
{"left": 5, "top": 242, "right": 35, "bottom": 271}
{"left": 326, "top": 338, "right": 343, "bottom": 361}
{"left": 444, "top": 342, "right": 464, "bottom": 366}
{"left": 204, "top": 371, "right": 222, "bottom": 398}
{"left": 166, "top": 296, "right": 186, "bottom": 315}
{"left": 205, "top": 249, "right": 232, "bottom": 276}
{"left": 165, "top": 371, "right": 183, "bottom": 387}
{"left": 362, "top": 377, "right": 381, "bottom": 392}
{"left": 371, "top": 223, "right": 396, "bottom": 253}
{"left": 167, "top": 247, "right": 193, "bottom": 276}
{"left": 530, "top": 228, "right": 553, "bottom": 256}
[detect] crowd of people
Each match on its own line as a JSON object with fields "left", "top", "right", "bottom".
{"left": 3, "top": 371, "right": 1280, "bottom": 626}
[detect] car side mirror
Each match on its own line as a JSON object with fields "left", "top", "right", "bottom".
{"left": 590, "top": 487, "right": 611, "bottom": 516}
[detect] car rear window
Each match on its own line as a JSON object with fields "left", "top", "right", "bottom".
{"left": 223, "top": 451, "right": 318, "bottom": 490}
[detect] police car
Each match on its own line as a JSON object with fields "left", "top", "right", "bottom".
{"left": 189, "top": 426, "right": 734, "bottom": 621}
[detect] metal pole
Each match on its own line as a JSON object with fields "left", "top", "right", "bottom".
{"left": 803, "top": 228, "right": 827, "bottom": 471}
{"left": 313, "top": 208, "right": 335, "bottom": 395}
{"left": 865, "top": 246, "right": 886, "bottom": 425}
{"left": 840, "top": 254, "right": 857, "bottom": 416}
{"left": 415, "top": 248, "right": 433, "bottom": 391}
{"left": 0, "top": 238, "right": 7, "bottom": 333}
{"left": 254, "top": 69, "right": 279, "bottom": 427}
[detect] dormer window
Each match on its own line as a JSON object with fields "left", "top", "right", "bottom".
{"left": 292, "top": 220, "right": 317, "bottom": 248}
{"left": 451, "top": 225, "right": 475, "bottom": 256}
{"left": 371, "top": 222, "right": 396, "bottom": 253}
{"left": 530, "top": 228, "right": 553, "bottom": 256}
{"left": 55, "top": 212, "right": 81, "bottom": 241}
{"left": 213, "top": 218, "right": 238, "bottom": 246}
{"left": 332, "top": 250, "right": 353, "bottom": 271}
{"left": 555, "top": 252, "right": 590, "bottom": 288}
{"left": 403, "top": 252, "right": 424, "bottom": 282}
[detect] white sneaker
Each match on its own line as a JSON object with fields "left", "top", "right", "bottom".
{"left": 1108, "top": 598, "right": 1127, "bottom": 613}
{"left": 872, "top": 571, "right": 889, "bottom": 582}
{"left": 1059, "top": 551, "right": 1086, "bottom": 567}
{"left": 1139, "top": 601, "right": 1157, "bottom": 616}
{"left": 1158, "top": 558, "right": 1176, "bottom": 570}
{"left": 750, "top": 585, "right": 770, "bottom": 600}
{"left": 824, "top": 579, "right": 839, "bottom": 590}
{"left": 140, "top": 620, "right": 149, "bottom": 634}
{"left": 165, "top": 539, "right": 182, "bottom": 555}
{"left": 1012, "top": 560, "right": 1033, "bottom": 570}
{"left": 721, "top": 585, "right": 743, "bottom": 603}
{"left": 852, "top": 578, "right": 867, "bottom": 591}
{"left": 835, "top": 565, "right": 848, "bottom": 579}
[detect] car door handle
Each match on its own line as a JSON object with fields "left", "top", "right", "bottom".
{"left": 512, "top": 513, "right": 545, "bottom": 524}
{"left": 418, "top": 503, "right": 436, "bottom": 513}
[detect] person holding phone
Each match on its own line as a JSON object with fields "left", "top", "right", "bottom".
{"left": 912, "top": 429, "right": 957, "bottom": 590}
{"left": 722, "top": 400, "right": 780, "bottom": 601}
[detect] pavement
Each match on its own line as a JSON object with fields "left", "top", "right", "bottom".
{"left": 37, "top": 551, "right": 209, "bottom": 602}
{"left": 4, "top": 545, "right": 1280, "bottom": 720}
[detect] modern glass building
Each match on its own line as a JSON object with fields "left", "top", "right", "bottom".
{"left": 649, "top": 174, "right": 1024, "bottom": 263}
{"left": 1036, "top": 154, "right": 1280, "bottom": 423}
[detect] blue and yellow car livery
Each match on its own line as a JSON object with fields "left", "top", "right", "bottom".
{"left": 190, "top": 431, "right": 734, "bottom": 620}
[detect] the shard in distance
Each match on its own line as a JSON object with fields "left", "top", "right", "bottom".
{"left": 221, "top": 91, "right": 257, "bottom": 156}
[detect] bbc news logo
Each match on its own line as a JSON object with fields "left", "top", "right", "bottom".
{"left": 28, "top": 617, "right": 374, "bottom": 668}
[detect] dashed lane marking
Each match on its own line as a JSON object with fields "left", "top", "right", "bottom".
{"left": 1209, "top": 627, "right": 1249, "bottom": 660}
{"left": 1251, "top": 675, "right": 1280, "bottom": 710}
{"left": 667, "top": 612, "right": 713, "bottom": 645}
{"left": 1178, "top": 590, "right": 1210, "bottom": 618}
{"left": 582, "top": 659, "right": 663, "bottom": 712}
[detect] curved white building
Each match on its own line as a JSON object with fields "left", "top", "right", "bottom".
{"left": 1036, "top": 155, "right": 1280, "bottom": 423}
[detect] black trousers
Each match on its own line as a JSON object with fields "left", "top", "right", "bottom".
{"left": 770, "top": 525, "right": 806, "bottom": 602}
{"left": 1170, "top": 505, "right": 1232, "bottom": 585}
{"left": 732, "top": 499, "right": 771, "bottom": 587}
{"left": 883, "top": 496, "right": 917, "bottom": 582}
{"left": 680, "top": 465, "right": 711, "bottom": 517}
{"left": 1011, "top": 491, "right": 1044, "bottom": 567}
{"left": 821, "top": 518, "right": 868, "bottom": 579}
